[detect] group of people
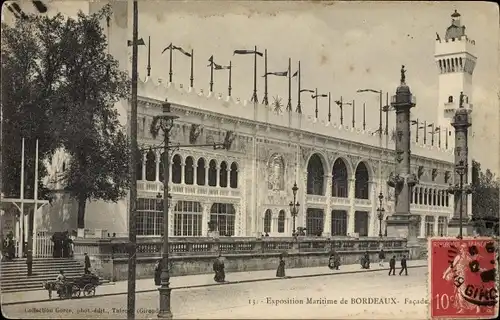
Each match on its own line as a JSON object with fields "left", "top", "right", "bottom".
{"left": 2, "top": 232, "right": 16, "bottom": 261}
{"left": 51, "top": 231, "right": 75, "bottom": 258}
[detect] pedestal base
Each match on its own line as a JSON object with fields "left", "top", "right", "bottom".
{"left": 386, "top": 214, "right": 422, "bottom": 259}
{"left": 77, "top": 228, "right": 85, "bottom": 238}
{"left": 447, "top": 218, "right": 473, "bottom": 238}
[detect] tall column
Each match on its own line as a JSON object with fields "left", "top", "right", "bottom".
{"left": 302, "top": 171, "right": 308, "bottom": 229}
{"left": 347, "top": 176, "right": 356, "bottom": 235}
{"left": 180, "top": 164, "right": 185, "bottom": 184}
{"left": 202, "top": 202, "right": 211, "bottom": 236}
{"left": 215, "top": 165, "right": 220, "bottom": 187}
{"left": 205, "top": 165, "right": 209, "bottom": 186}
{"left": 419, "top": 216, "right": 425, "bottom": 238}
{"left": 155, "top": 151, "right": 160, "bottom": 182}
{"left": 368, "top": 181, "right": 377, "bottom": 237}
{"left": 323, "top": 175, "right": 333, "bottom": 236}
{"left": 193, "top": 165, "right": 198, "bottom": 185}
{"left": 142, "top": 153, "right": 146, "bottom": 180}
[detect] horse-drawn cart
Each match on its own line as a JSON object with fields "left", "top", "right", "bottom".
{"left": 44, "top": 273, "right": 101, "bottom": 299}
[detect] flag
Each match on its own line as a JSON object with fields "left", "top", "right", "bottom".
{"left": 427, "top": 123, "right": 433, "bottom": 127}
{"left": 262, "top": 71, "right": 288, "bottom": 77}
{"left": 335, "top": 100, "right": 342, "bottom": 106}
{"left": 312, "top": 94, "right": 328, "bottom": 98}
{"left": 411, "top": 120, "right": 418, "bottom": 125}
{"left": 301, "top": 89, "right": 315, "bottom": 94}
{"left": 208, "top": 56, "right": 230, "bottom": 70}
{"left": 161, "top": 43, "right": 192, "bottom": 57}
{"left": 292, "top": 70, "right": 298, "bottom": 77}
{"left": 435, "top": 127, "right": 441, "bottom": 132}
{"left": 233, "top": 49, "right": 263, "bottom": 57}
{"left": 32, "top": 1, "right": 48, "bottom": 13}
{"left": 127, "top": 38, "right": 146, "bottom": 47}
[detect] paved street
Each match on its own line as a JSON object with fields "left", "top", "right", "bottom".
{"left": 3, "top": 267, "right": 429, "bottom": 319}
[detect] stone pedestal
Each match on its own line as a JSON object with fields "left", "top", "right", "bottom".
{"left": 386, "top": 214, "right": 421, "bottom": 259}
{"left": 447, "top": 218, "right": 473, "bottom": 237}
{"left": 77, "top": 228, "right": 85, "bottom": 238}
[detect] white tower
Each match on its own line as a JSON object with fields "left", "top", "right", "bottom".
{"left": 435, "top": 10, "right": 477, "bottom": 150}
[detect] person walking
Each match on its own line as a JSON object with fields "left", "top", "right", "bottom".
{"left": 154, "top": 259, "right": 162, "bottom": 286}
{"left": 84, "top": 252, "right": 91, "bottom": 274}
{"left": 399, "top": 255, "right": 408, "bottom": 276}
{"left": 378, "top": 248, "right": 386, "bottom": 267}
{"left": 388, "top": 255, "right": 396, "bottom": 276}
{"left": 276, "top": 254, "right": 286, "bottom": 278}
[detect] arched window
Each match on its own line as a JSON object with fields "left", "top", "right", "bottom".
{"left": 448, "top": 96, "right": 453, "bottom": 103}
{"left": 332, "top": 159, "right": 348, "bottom": 198}
{"left": 210, "top": 203, "right": 235, "bottom": 236}
{"left": 355, "top": 162, "right": 370, "bottom": 199}
{"left": 306, "top": 154, "right": 325, "bottom": 195}
{"left": 208, "top": 160, "right": 217, "bottom": 187}
{"left": 425, "top": 216, "right": 435, "bottom": 237}
{"left": 145, "top": 150, "right": 156, "bottom": 181}
{"left": 219, "top": 161, "right": 228, "bottom": 188}
{"left": 230, "top": 162, "right": 238, "bottom": 188}
{"left": 197, "top": 158, "right": 206, "bottom": 186}
{"left": 264, "top": 209, "right": 272, "bottom": 233}
{"left": 136, "top": 156, "right": 143, "bottom": 181}
{"left": 437, "top": 217, "right": 447, "bottom": 236}
{"left": 306, "top": 209, "right": 324, "bottom": 236}
{"left": 184, "top": 157, "right": 194, "bottom": 185}
{"left": 437, "top": 191, "right": 441, "bottom": 206}
{"left": 136, "top": 198, "right": 163, "bottom": 236}
{"left": 418, "top": 188, "right": 423, "bottom": 204}
{"left": 331, "top": 210, "right": 347, "bottom": 236}
{"left": 441, "top": 191, "right": 445, "bottom": 207}
{"left": 172, "top": 154, "right": 182, "bottom": 184}
{"left": 173, "top": 201, "right": 202, "bottom": 236}
{"left": 277, "top": 210, "right": 285, "bottom": 233}
{"left": 159, "top": 152, "right": 166, "bottom": 182}
{"left": 445, "top": 194, "right": 449, "bottom": 207}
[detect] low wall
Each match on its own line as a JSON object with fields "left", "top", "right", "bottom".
{"left": 73, "top": 237, "right": 410, "bottom": 282}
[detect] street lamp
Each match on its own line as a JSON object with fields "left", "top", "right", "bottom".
{"left": 376, "top": 192, "right": 385, "bottom": 237}
{"left": 447, "top": 160, "right": 473, "bottom": 239}
{"left": 289, "top": 182, "right": 300, "bottom": 237}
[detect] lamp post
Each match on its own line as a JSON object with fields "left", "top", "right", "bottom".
{"left": 289, "top": 182, "right": 300, "bottom": 237}
{"left": 145, "top": 99, "right": 235, "bottom": 319}
{"left": 447, "top": 160, "right": 473, "bottom": 239}
{"left": 376, "top": 192, "right": 385, "bottom": 237}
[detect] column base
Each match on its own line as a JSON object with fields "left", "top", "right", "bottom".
{"left": 447, "top": 217, "right": 473, "bottom": 238}
{"left": 77, "top": 228, "right": 85, "bottom": 238}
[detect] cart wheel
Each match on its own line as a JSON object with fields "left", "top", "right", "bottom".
{"left": 72, "top": 285, "right": 81, "bottom": 298}
{"left": 83, "top": 284, "right": 95, "bottom": 297}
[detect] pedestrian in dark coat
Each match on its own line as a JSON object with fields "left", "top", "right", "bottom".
{"left": 388, "top": 256, "right": 396, "bottom": 276}
{"left": 84, "top": 253, "right": 91, "bottom": 274}
{"left": 360, "top": 251, "right": 370, "bottom": 269}
{"left": 276, "top": 254, "right": 286, "bottom": 278}
{"left": 328, "top": 251, "right": 341, "bottom": 270}
{"left": 399, "top": 255, "right": 408, "bottom": 276}
{"left": 154, "top": 259, "right": 162, "bottom": 286}
{"left": 213, "top": 252, "right": 226, "bottom": 282}
{"left": 378, "top": 249, "right": 386, "bottom": 267}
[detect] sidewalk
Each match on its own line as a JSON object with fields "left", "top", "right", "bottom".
{"left": 1, "top": 259, "right": 427, "bottom": 305}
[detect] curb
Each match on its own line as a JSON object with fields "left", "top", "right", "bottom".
{"left": 2, "top": 264, "right": 426, "bottom": 306}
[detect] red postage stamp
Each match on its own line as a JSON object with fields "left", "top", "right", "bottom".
{"left": 429, "top": 237, "right": 499, "bottom": 319}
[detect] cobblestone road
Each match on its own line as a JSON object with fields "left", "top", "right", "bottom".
{"left": 3, "top": 268, "right": 429, "bottom": 319}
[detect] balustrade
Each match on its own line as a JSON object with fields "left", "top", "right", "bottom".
{"left": 137, "top": 182, "right": 241, "bottom": 198}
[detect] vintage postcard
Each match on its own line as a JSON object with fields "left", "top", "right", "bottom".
{"left": 1, "top": 1, "right": 499, "bottom": 319}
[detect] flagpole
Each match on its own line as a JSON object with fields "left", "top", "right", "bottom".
{"left": 379, "top": 91, "right": 383, "bottom": 136}
{"left": 385, "top": 92, "right": 389, "bottom": 135}
{"left": 296, "top": 61, "right": 301, "bottom": 113}
{"left": 416, "top": 119, "right": 419, "bottom": 143}
{"left": 252, "top": 45, "right": 258, "bottom": 103}
{"left": 190, "top": 49, "right": 194, "bottom": 88}
{"left": 27, "top": 139, "right": 39, "bottom": 276}
{"left": 423, "top": 121, "right": 427, "bottom": 145}
{"left": 340, "top": 96, "right": 344, "bottom": 126}
{"left": 209, "top": 56, "right": 214, "bottom": 92}
{"left": 363, "top": 103, "right": 366, "bottom": 130}
{"left": 287, "top": 58, "right": 292, "bottom": 111}
{"left": 431, "top": 123, "right": 435, "bottom": 146}
{"left": 169, "top": 42, "right": 173, "bottom": 83}
{"left": 20, "top": 137, "right": 25, "bottom": 258}
{"left": 438, "top": 127, "right": 441, "bottom": 148}
{"left": 328, "top": 92, "right": 332, "bottom": 122}
{"left": 352, "top": 100, "right": 355, "bottom": 129}
{"left": 445, "top": 127, "right": 448, "bottom": 149}
{"left": 147, "top": 36, "right": 151, "bottom": 77}
{"left": 315, "top": 88, "right": 318, "bottom": 119}
{"left": 262, "top": 49, "right": 268, "bottom": 105}
{"left": 228, "top": 61, "right": 232, "bottom": 97}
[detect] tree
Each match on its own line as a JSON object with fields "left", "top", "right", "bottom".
{"left": 1, "top": 5, "right": 131, "bottom": 229}
{"left": 471, "top": 160, "right": 499, "bottom": 235}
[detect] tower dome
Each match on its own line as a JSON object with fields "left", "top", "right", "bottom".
{"left": 445, "top": 10, "right": 466, "bottom": 40}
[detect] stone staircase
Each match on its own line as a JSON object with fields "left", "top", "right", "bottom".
{"left": 0, "top": 258, "right": 109, "bottom": 293}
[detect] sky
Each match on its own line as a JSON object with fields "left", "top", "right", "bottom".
{"left": 3, "top": 1, "right": 499, "bottom": 174}
{"left": 130, "top": 0, "right": 499, "bottom": 174}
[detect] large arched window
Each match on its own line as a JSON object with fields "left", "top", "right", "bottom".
{"left": 425, "top": 216, "right": 435, "bottom": 237}
{"left": 306, "top": 154, "right": 325, "bottom": 195}
{"left": 219, "top": 161, "right": 228, "bottom": 188}
{"left": 210, "top": 203, "right": 235, "bottom": 236}
{"left": 278, "top": 210, "right": 285, "bottom": 233}
{"left": 136, "top": 198, "right": 163, "bottom": 236}
{"left": 184, "top": 157, "right": 194, "bottom": 185}
{"left": 172, "top": 154, "right": 182, "bottom": 184}
{"left": 145, "top": 150, "right": 156, "bottom": 181}
{"left": 173, "top": 201, "right": 202, "bottom": 236}
{"left": 355, "top": 162, "right": 370, "bottom": 199}
{"left": 306, "top": 209, "right": 324, "bottom": 236}
{"left": 208, "top": 160, "right": 217, "bottom": 187}
{"left": 159, "top": 152, "right": 166, "bottom": 182}
{"left": 332, "top": 159, "right": 348, "bottom": 198}
{"left": 264, "top": 209, "right": 272, "bottom": 233}
{"left": 230, "top": 162, "right": 238, "bottom": 188}
{"left": 197, "top": 158, "right": 206, "bottom": 186}
{"left": 331, "top": 210, "right": 347, "bottom": 236}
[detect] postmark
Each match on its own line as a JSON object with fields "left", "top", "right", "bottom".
{"left": 429, "top": 237, "right": 499, "bottom": 319}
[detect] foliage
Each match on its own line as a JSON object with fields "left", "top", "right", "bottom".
{"left": 1, "top": 5, "right": 130, "bottom": 228}
{"left": 471, "top": 160, "right": 499, "bottom": 235}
